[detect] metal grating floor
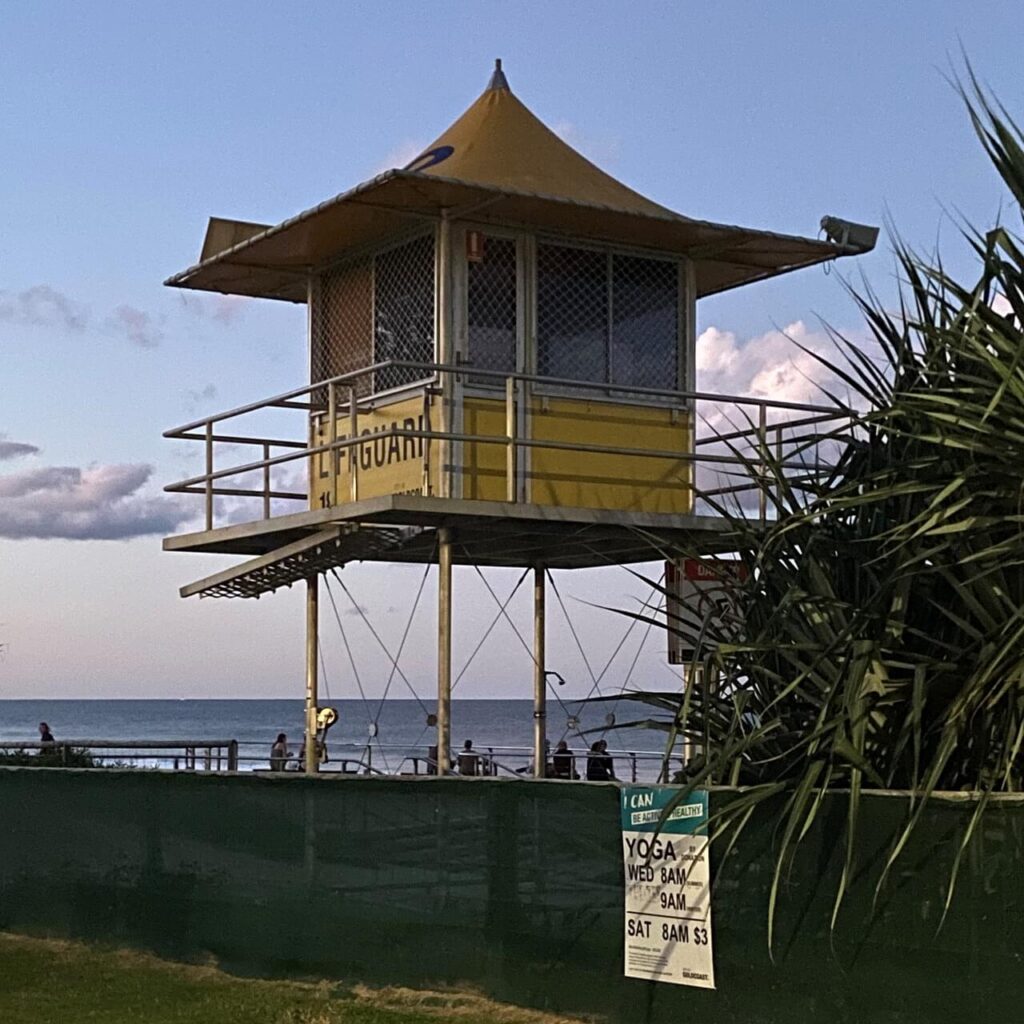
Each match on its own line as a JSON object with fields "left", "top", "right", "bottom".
{"left": 185, "top": 525, "right": 422, "bottom": 599}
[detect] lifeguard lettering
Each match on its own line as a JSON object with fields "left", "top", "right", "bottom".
{"left": 321, "top": 416, "right": 425, "bottom": 478}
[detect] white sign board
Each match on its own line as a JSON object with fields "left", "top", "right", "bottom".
{"left": 621, "top": 785, "right": 715, "bottom": 988}
{"left": 666, "top": 558, "right": 748, "bottom": 665}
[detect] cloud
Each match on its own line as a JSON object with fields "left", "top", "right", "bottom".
{"left": 0, "top": 285, "right": 89, "bottom": 332}
{"left": 0, "top": 436, "right": 40, "bottom": 461}
{"left": 695, "top": 320, "right": 876, "bottom": 428}
{"left": 108, "top": 305, "right": 165, "bottom": 348}
{"left": 2, "top": 283, "right": 249, "bottom": 351}
{"left": 992, "top": 292, "right": 1019, "bottom": 324}
{"left": 372, "top": 140, "right": 427, "bottom": 176}
{"left": 0, "top": 462, "right": 197, "bottom": 540}
{"left": 176, "top": 292, "right": 248, "bottom": 326}
{"left": 694, "top": 320, "right": 875, "bottom": 511}
{"left": 185, "top": 383, "right": 218, "bottom": 411}
{"left": 552, "top": 120, "right": 621, "bottom": 167}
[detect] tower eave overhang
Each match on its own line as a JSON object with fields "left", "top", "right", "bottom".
{"left": 164, "top": 168, "right": 867, "bottom": 303}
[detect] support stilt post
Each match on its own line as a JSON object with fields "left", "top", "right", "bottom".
{"left": 672, "top": 661, "right": 701, "bottom": 783}
{"left": 533, "top": 565, "right": 546, "bottom": 778}
{"left": 304, "top": 575, "right": 319, "bottom": 775}
{"left": 436, "top": 528, "right": 453, "bottom": 774}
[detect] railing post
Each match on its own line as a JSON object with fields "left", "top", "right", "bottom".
{"left": 506, "top": 376, "right": 517, "bottom": 503}
{"left": 349, "top": 386, "right": 359, "bottom": 504}
{"left": 204, "top": 421, "right": 214, "bottom": 530}
{"left": 775, "top": 425, "right": 784, "bottom": 509}
{"left": 228, "top": 740, "right": 238, "bottom": 772}
{"left": 262, "top": 443, "right": 271, "bottom": 519}
{"left": 327, "top": 382, "right": 338, "bottom": 504}
{"left": 757, "top": 403, "right": 768, "bottom": 524}
{"left": 421, "top": 390, "right": 432, "bottom": 496}
{"left": 307, "top": 413, "right": 316, "bottom": 510}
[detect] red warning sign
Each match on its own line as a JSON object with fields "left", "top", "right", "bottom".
{"left": 666, "top": 558, "right": 748, "bottom": 664}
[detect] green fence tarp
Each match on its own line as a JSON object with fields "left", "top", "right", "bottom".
{"left": 0, "top": 769, "right": 1020, "bottom": 1023}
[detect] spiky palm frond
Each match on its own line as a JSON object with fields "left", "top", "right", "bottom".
{"left": 604, "top": 70, "right": 1024, "bottom": 946}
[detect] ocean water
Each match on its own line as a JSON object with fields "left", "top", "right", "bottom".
{"left": 0, "top": 699, "right": 672, "bottom": 778}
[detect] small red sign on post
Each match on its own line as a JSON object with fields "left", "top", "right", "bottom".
{"left": 466, "top": 230, "right": 486, "bottom": 263}
{"left": 666, "top": 558, "right": 748, "bottom": 664}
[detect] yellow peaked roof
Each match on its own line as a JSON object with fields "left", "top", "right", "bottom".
{"left": 408, "top": 63, "right": 671, "bottom": 218}
{"left": 168, "top": 62, "right": 872, "bottom": 302}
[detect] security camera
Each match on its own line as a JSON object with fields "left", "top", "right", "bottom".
{"left": 820, "top": 216, "right": 879, "bottom": 252}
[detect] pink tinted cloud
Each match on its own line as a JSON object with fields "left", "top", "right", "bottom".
{"left": 0, "top": 462, "right": 196, "bottom": 540}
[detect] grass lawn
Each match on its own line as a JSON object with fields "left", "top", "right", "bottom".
{"left": 0, "top": 933, "right": 584, "bottom": 1024}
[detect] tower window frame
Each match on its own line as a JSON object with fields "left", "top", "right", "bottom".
{"left": 533, "top": 237, "right": 686, "bottom": 405}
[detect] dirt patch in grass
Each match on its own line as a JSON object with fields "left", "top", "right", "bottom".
{"left": 348, "top": 984, "right": 593, "bottom": 1023}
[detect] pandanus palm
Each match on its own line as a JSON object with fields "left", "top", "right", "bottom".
{"left": 603, "top": 71, "right": 1024, "bottom": 940}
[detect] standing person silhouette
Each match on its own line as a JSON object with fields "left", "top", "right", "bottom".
{"left": 269, "top": 733, "right": 290, "bottom": 771}
{"left": 586, "top": 740, "right": 615, "bottom": 781}
{"left": 38, "top": 722, "right": 54, "bottom": 743}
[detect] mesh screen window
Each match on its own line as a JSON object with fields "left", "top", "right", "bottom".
{"left": 373, "top": 234, "right": 436, "bottom": 392}
{"left": 312, "top": 258, "right": 374, "bottom": 400}
{"left": 537, "top": 245, "right": 608, "bottom": 382}
{"left": 467, "top": 236, "right": 517, "bottom": 385}
{"left": 537, "top": 243, "right": 679, "bottom": 391}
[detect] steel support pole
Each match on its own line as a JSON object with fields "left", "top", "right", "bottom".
{"left": 437, "top": 215, "right": 454, "bottom": 499}
{"left": 533, "top": 565, "right": 546, "bottom": 778}
{"left": 304, "top": 575, "right": 319, "bottom": 775}
{"left": 436, "top": 527, "right": 453, "bottom": 774}
{"left": 673, "top": 661, "right": 701, "bottom": 782}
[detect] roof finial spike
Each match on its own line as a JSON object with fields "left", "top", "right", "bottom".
{"left": 487, "top": 57, "right": 510, "bottom": 92}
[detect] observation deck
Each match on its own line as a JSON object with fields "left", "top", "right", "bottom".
{"left": 163, "top": 359, "right": 848, "bottom": 599}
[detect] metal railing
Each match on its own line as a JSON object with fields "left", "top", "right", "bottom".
{"left": 164, "top": 359, "right": 854, "bottom": 530}
{"left": 1, "top": 739, "right": 239, "bottom": 771}
{"left": 0, "top": 738, "right": 691, "bottom": 783}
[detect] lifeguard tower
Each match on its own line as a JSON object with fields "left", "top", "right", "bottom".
{"left": 162, "top": 62, "right": 875, "bottom": 774}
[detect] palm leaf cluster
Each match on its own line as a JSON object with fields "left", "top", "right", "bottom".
{"left": 608, "top": 75, "right": 1024, "bottom": 933}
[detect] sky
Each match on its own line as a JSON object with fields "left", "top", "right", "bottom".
{"left": 1, "top": 1, "right": 1022, "bottom": 703}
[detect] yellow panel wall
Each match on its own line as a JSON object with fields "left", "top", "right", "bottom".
{"left": 310, "top": 394, "right": 437, "bottom": 510}
{"left": 457, "top": 395, "right": 693, "bottom": 512}
{"left": 529, "top": 397, "right": 692, "bottom": 513}
{"left": 312, "top": 392, "right": 692, "bottom": 515}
